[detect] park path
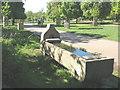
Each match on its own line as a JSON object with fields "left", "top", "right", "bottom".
{"left": 24, "top": 23, "right": 119, "bottom": 73}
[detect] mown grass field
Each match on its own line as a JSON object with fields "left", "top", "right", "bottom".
{"left": 56, "top": 25, "right": 119, "bottom": 41}
{"left": 32, "top": 20, "right": 119, "bottom": 41}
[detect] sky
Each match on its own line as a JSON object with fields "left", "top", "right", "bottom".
{"left": 22, "top": 0, "right": 52, "bottom": 13}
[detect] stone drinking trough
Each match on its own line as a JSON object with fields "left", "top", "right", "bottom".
{"left": 40, "top": 24, "right": 114, "bottom": 82}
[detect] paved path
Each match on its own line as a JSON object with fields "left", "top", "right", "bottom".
{"left": 24, "top": 23, "right": 119, "bottom": 73}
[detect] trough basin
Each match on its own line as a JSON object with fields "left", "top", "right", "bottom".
{"left": 40, "top": 40, "right": 114, "bottom": 82}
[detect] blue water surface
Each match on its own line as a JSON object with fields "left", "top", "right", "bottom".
{"left": 72, "top": 48, "right": 94, "bottom": 57}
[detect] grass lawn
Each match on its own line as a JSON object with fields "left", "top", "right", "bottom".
{"left": 2, "top": 26, "right": 119, "bottom": 88}
{"left": 31, "top": 20, "right": 119, "bottom": 41}
{"left": 56, "top": 25, "right": 119, "bottom": 41}
{"left": 2, "top": 26, "right": 100, "bottom": 88}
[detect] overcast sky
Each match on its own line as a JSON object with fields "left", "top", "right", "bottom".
{"left": 22, "top": 0, "right": 52, "bottom": 13}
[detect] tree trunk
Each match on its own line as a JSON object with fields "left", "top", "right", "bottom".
{"left": 3, "top": 16, "right": 6, "bottom": 27}
{"left": 53, "top": 18, "right": 55, "bottom": 22}
{"left": 11, "top": 18, "right": 15, "bottom": 25}
{"left": 93, "top": 17, "right": 97, "bottom": 26}
{"left": 6, "top": 17, "right": 9, "bottom": 26}
{"left": 41, "top": 19, "right": 43, "bottom": 25}
{"left": 76, "top": 18, "right": 78, "bottom": 24}
{"left": 64, "top": 18, "right": 70, "bottom": 29}
{"left": 115, "top": 14, "right": 119, "bottom": 22}
{"left": 56, "top": 18, "right": 61, "bottom": 26}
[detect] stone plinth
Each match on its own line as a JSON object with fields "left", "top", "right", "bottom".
{"left": 56, "top": 19, "right": 61, "bottom": 26}
{"left": 64, "top": 20, "right": 70, "bottom": 29}
{"left": 41, "top": 24, "right": 60, "bottom": 42}
{"left": 18, "top": 22, "right": 24, "bottom": 30}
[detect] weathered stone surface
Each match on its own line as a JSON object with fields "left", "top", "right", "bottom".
{"left": 40, "top": 23, "right": 114, "bottom": 82}
{"left": 17, "top": 22, "right": 24, "bottom": 30}
{"left": 56, "top": 19, "right": 61, "bottom": 25}
{"left": 46, "top": 38, "right": 61, "bottom": 43}
{"left": 40, "top": 41, "right": 86, "bottom": 81}
{"left": 40, "top": 41, "right": 114, "bottom": 82}
{"left": 41, "top": 24, "right": 60, "bottom": 42}
{"left": 64, "top": 20, "right": 70, "bottom": 29}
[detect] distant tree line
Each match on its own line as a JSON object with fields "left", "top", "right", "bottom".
{"left": 6, "top": 1, "right": 118, "bottom": 29}
{"left": 44, "top": 1, "right": 120, "bottom": 28}
{"left": 25, "top": 9, "right": 45, "bottom": 25}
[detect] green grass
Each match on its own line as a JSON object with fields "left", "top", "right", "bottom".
{"left": 2, "top": 26, "right": 100, "bottom": 88}
{"left": 59, "top": 43, "right": 74, "bottom": 52}
{"left": 113, "top": 72, "right": 120, "bottom": 78}
{"left": 70, "top": 20, "right": 118, "bottom": 24}
{"left": 3, "top": 26, "right": 119, "bottom": 88}
{"left": 56, "top": 25, "right": 119, "bottom": 41}
{"left": 31, "top": 20, "right": 119, "bottom": 41}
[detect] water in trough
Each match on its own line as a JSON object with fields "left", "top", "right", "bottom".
{"left": 72, "top": 48, "right": 94, "bottom": 57}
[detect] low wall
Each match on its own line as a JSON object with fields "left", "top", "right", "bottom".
{"left": 40, "top": 41, "right": 114, "bottom": 82}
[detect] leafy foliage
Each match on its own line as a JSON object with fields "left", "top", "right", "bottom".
{"left": 110, "top": 1, "right": 120, "bottom": 21}
{"left": 2, "top": 2, "right": 11, "bottom": 17}
{"left": 25, "top": 9, "right": 45, "bottom": 22}
{"left": 8, "top": 2, "right": 26, "bottom": 19}
{"left": 81, "top": 2, "right": 111, "bottom": 20}
{"left": 2, "top": 26, "right": 84, "bottom": 88}
{"left": 46, "top": 2, "right": 62, "bottom": 20}
{"left": 71, "top": 2, "right": 83, "bottom": 22}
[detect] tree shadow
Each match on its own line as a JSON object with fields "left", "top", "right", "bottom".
{"left": 70, "top": 25, "right": 83, "bottom": 27}
{"left": 70, "top": 22, "right": 92, "bottom": 24}
{"left": 33, "top": 25, "right": 64, "bottom": 28}
{"left": 24, "top": 25, "right": 39, "bottom": 28}
{"left": 79, "top": 33, "right": 107, "bottom": 39}
{"left": 60, "top": 32, "right": 107, "bottom": 43}
{"left": 98, "top": 22, "right": 113, "bottom": 25}
{"left": 78, "top": 28, "right": 103, "bottom": 30}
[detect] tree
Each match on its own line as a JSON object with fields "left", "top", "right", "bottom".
{"left": 46, "top": 2, "right": 56, "bottom": 22}
{"left": 51, "top": 2, "right": 62, "bottom": 25}
{"left": 8, "top": 2, "right": 26, "bottom": 25}
{"left": 71, "top": 2, "right": 83, "bottom": 23}
{"left": 81, "top": 2, "right": 112, "bottom": 26}
{"left": 60, "top": 2, "right": 84, "bottom": 28}
{"left": 36, "top": 9, "right": 45, "bottom": 25}
{"left": 25, "top": 11, "right": 33, "bottom": 21}
{"left": 60, "top": 2, "right": 75, "bottom": 28}
{"left": 46, "top": 2, "right": 62, "bottom": 25}
{"left": 2, "top": 2, "right": 11, "bottom": 26}
{"left": 110, "top": 1, "right": 120, "bottom": 21}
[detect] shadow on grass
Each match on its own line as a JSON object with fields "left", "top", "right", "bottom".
{"left": 98, "top": 22, "right": 113, "bottom": 25}
{"left": 78, "top": 33, "right": 107, "bottom": 39}
{"left": 70, "top": 22, "right": 92, "bottom": 24}
{"left": 2, "top": 26, "right": 119, "bottom": 88}
{"left": 2, "top": 26, "right": 95, "bottom": 88}
{"left": 70, "top": 22, "right": 113, "bottom": 25}
{"left": 33, "top": 25, "right": 64, "bottom": 28}
{"left": 78, "top": 28, "right": 103, "bottom": 30}
{"left": 66, "top": 31, "right": 107, "bottom": 39}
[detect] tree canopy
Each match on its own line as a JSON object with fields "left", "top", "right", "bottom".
{"left": 110, "top": 1, "right": 120, "bottom": 21}
{"left": 2, "top": 2, "right": 11, "bottom": 17}
{"left": 81, "top": 2, "right": 111, "bottom": 20}
{"left": 8, "top": 2, "right": 26, "bottom": 19}
{"left": 81, "top": 2, "right": 112, "bottom": 26}
{"left": 25, "top": 9, "right": 45, "bottom": 22}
